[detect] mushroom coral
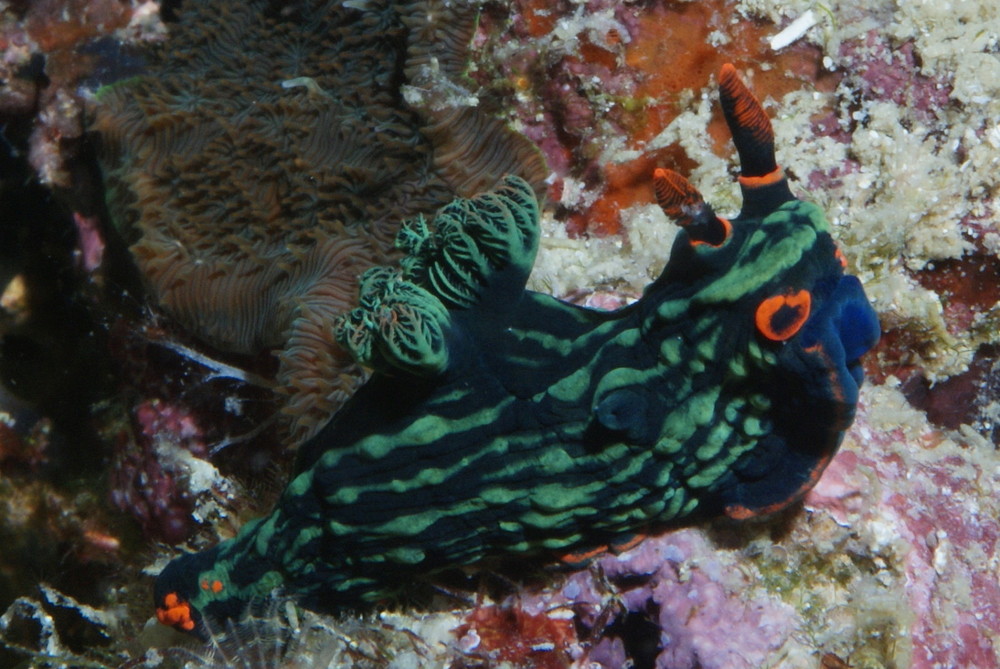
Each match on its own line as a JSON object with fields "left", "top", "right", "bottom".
{"left": 92, "top": 0, "right": 545, "bottom": 444}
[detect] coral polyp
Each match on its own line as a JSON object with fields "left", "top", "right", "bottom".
{"left": 93, "top": 0, "right": 546, "bottom": 446}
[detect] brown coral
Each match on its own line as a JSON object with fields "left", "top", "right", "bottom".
{"left": 92, "top": 0, "right": 545, "bottom": 444}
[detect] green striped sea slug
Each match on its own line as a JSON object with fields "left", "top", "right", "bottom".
{"left": 154, "top": 65, "right": 880, "bottom": 635}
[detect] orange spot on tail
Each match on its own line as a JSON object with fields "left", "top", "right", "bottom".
{"left": 156, "top": 592, "right": 196, "bottom": 632}
{"left": 755, "top": 290, "right": 811, "bottom": 341}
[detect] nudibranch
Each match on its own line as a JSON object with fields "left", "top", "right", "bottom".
{"left": 155, "top": 65, "right": 880, "bottom": 635}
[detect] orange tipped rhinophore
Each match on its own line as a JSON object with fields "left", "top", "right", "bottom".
{"left": 652, "top": 168, "right": 731, "bottom": 246}
{"left": 717, "top": 64, "right": 794, "bottom": 217}
{"left": 652, "top": 167, "right": 704, "bottom": 220}
{"left": 718, "top": 63, "right": 777, "bottom": 179}
{"left": 652, "top": 65, "right": 794, "bottom": 235}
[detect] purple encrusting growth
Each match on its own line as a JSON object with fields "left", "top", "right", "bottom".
{"left": 514, "top": 529, "right": 796, "bottom": 669}
{"left": 110, "top": 401, "right": 205, "bottom": 543}
{"left": 603, "top": 531, "right": 794, "bottom": 669}
{"left": 840, "top": 31, "right": 952, "bottom": 125}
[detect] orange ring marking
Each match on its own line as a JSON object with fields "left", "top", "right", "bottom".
{"left": 755, "top": 289, "right": 811, "bottom": 341}
{"left": 737, "top": 167, "right": 785, "bottom": 189}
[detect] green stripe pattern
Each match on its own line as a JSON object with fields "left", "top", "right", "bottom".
{"left": 158, "top": 175, "right": 868, "bottom": 628}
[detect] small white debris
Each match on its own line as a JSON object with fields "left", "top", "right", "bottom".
{"left": 281, "top": 76, "right": 331, "bottom": 99}
{"left": 770, "top": 11, "right": 818, "bottom": 51}
{"left": 932, "top": 531, "right": 950, "bottom": 576}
